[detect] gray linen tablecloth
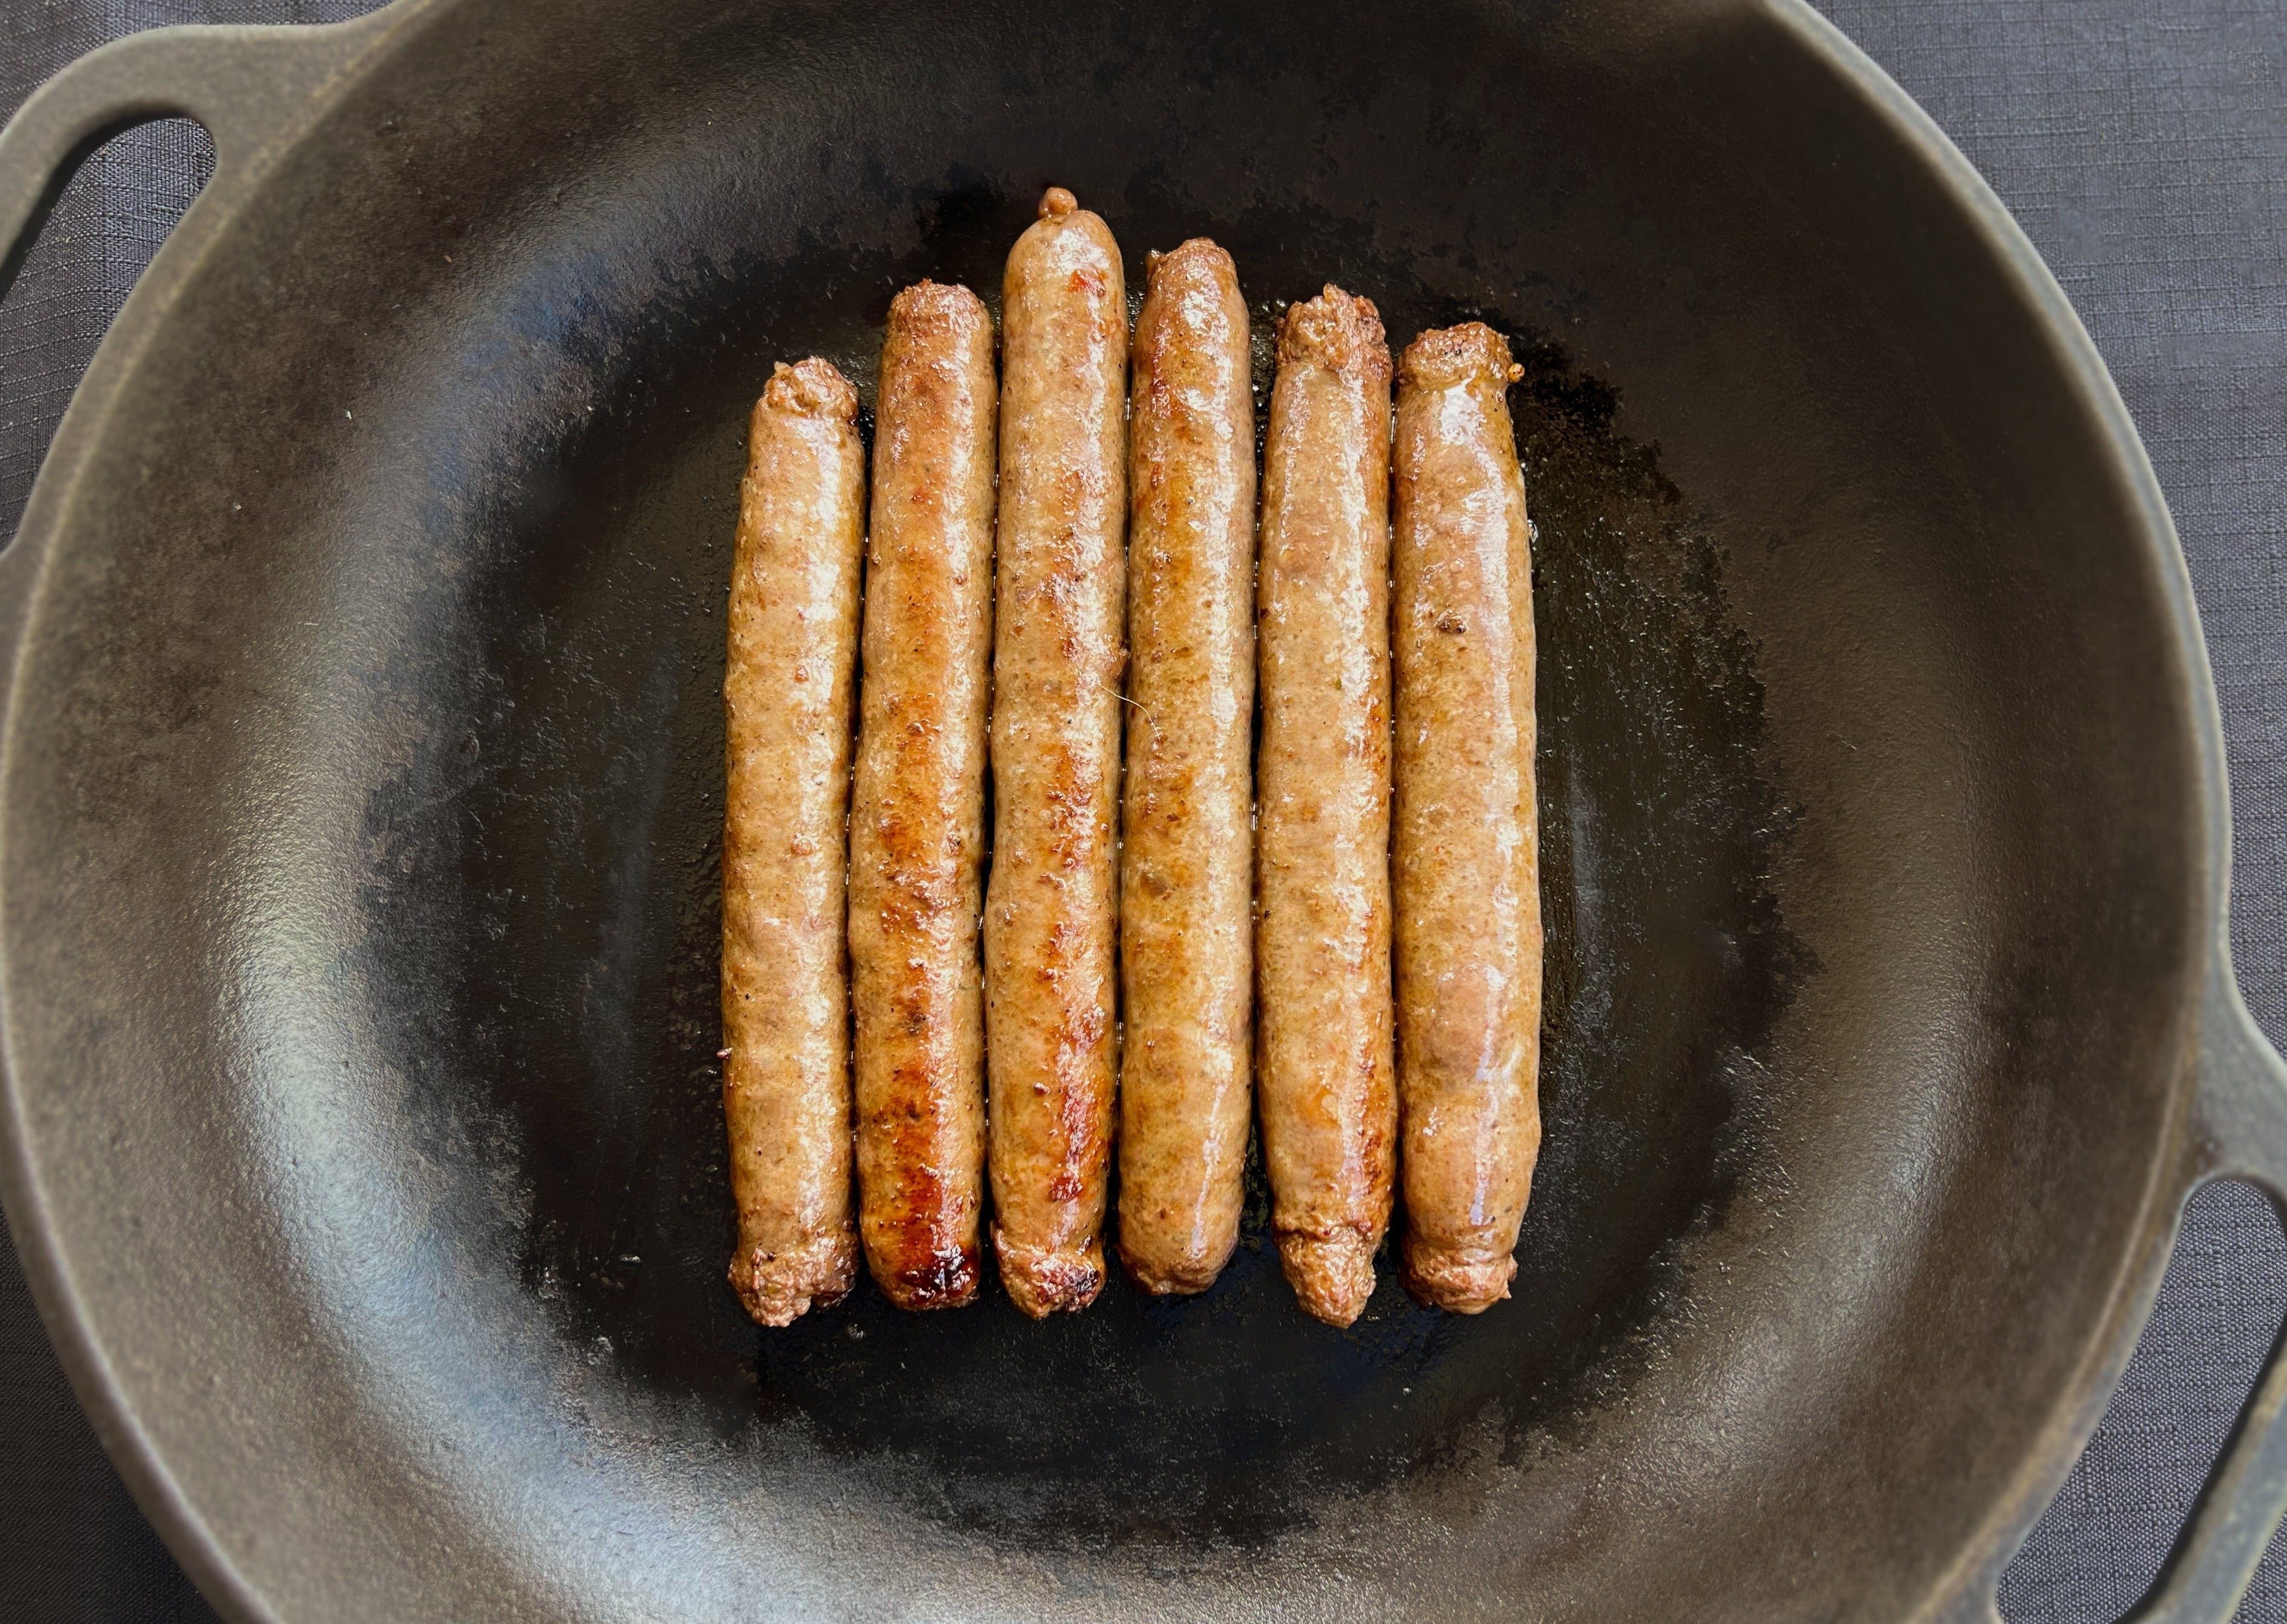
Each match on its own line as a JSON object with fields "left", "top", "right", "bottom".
{"left": 1, "top": 2, "right": 2283, "bottom": 1619}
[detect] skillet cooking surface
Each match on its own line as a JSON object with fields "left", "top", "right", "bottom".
{"left": 510, "top": 264, "right": 1801, "bottom": 1539}
{"left": 0, "top": 0, "right": 2226, "bottom": 1617}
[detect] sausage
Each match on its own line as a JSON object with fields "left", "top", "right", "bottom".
{"left": 721, "top": 357, "right": 865, "bottom": 1326}
{"left": 848, "top": 283, "right": 997, "bottom": 1310}
{"left": 1391, "top": 322, "right": 1542, "bottom": 1314}
{"left": 1254, "top": 287, "right": 1397, "bottom": 1327}
{"left": 985, "top": 188, "right": 1128, "bottom": 1317}
{"left": 1116, "top": 240, "right": 1256, "bottom": 1295}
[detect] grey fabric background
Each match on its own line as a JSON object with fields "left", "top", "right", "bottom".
{"left": 0, "top": 1, "right": 2283, "bottom": 1620}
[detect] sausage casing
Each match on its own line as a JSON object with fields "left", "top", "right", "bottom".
{"left": 985, "top": 188, "right": 1128, "bottom": 1317}
{"left": 1117, "top": 240, "right": 1256, "bottom": 1295}
{"left": 848, "top": 283, "right": 997, "bottom": 1310}
{"left": 1254, "top": 288, "right": 1397, "bottom": 1327}
{"left": 1392, "top": 322, "right": 1542, "bottom": 1313}
{"left": 721, "top": 357, "right": 864, "bottom": 1326}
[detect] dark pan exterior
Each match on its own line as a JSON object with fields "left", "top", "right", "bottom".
{"left": 1, "top": 1, "right": 2284, "bottom": 1620}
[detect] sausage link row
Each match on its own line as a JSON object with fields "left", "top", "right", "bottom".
{"left": 722, "top": 200, "right": 1541, "bottom": 1327}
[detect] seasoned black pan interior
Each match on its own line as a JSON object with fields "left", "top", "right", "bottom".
{"left": 0, "top": 0, "right": 2208, "bottom": 1617}
{"left": 471, "top": 242, "right": 1798, "bottom": 1540}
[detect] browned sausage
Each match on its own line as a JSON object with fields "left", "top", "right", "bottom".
{"left": 1116, "top": 240, "right": 1256, "bottom": 1295}
{"left": 985, "top": 188, "right": 1128, "bottom": 1317}
{"left": 848, "top": 283, "right": 997, "bottom": 1310}
{"left": 1254, "top": 287, "right": 1397, "bottom": 1327}
{"left": 1392, "top": 322, "right": 1542, "bottom": 1313}
{"left": 721, "top": 357, "right": 864, "bottom": 1326}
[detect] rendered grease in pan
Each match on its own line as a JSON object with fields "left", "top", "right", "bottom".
{"left": 430, "top": 209, "right": 1804, "bottom": 1546}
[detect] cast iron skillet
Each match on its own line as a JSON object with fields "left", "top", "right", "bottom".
{"left": 2, "top": 0, "right": 2285, "bottom": 1619}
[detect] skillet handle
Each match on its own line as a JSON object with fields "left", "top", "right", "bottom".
{"left": 2118, "top": 962, "right": 2287, "bottom": 1624}
{"left": 0, "top": 8, "right": 404, "bottom": 671}
{"left": 0, "top": 13, "right": 398, "bottom": 302}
